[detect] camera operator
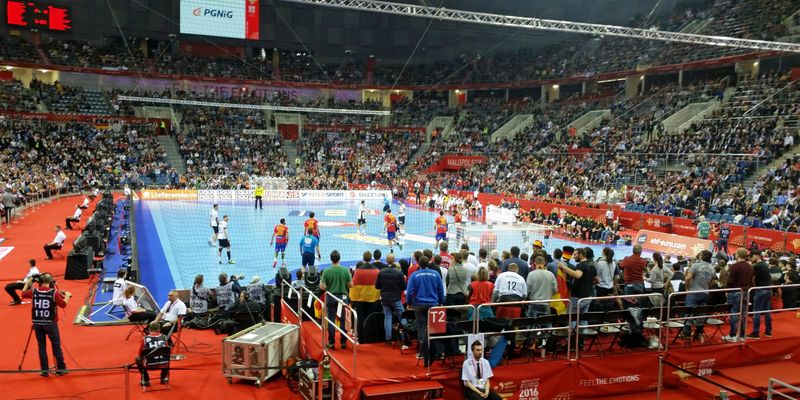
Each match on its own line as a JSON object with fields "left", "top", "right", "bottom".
{"left": 6, "top": 259, "right": 40, "bottom": 306}
{"left": 215, "top": 273, "right": 242, "bottom": 312}
{"left": 21, "top": 272, "right": 71, "bottom": 376}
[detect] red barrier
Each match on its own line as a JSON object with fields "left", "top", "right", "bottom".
{"left": 575, "top": 353, "right": 660, "bottom": 398}
{"left": 671, "top": 217, "right": 699, "bottom": 237}
{"left": 619, "top": 210, "right": 643, "bottom": 230}
{"left": 714, "top": 223, "right": 747, "bottom": 247}
{"left": 786, "top": 232, "right": 800, "bottom": 254}
{"left": 745, "top": 227, "right": 786, "bottom": 251}
{"left": 640, "top": 214, "right": 672, "bottom": 233}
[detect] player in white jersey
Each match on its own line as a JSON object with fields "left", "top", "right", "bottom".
{"left": 208, "top": 204, "right": 220, "bottom": 246}
{"left": 217, "top": 215, "right": 235, "bottom": 264}
{"left": 357, "top": 200, "right": 367, "bottom": 236}
{"left": 397, "top": 201, "right": 406, "bottom": 236}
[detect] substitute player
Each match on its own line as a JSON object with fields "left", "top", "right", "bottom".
{"left": 384, "top": 209, "right": 403, "bottom": 253}
{"left": 270, "top": 218, "right": 289, "bottom": 268}
{"left": 305, "top": 212, "right": 320, "bottom": 240}
{"left": 218, "top": 215, "right": 235, "bottom": 264}
{"left": 357, "top": 200, "right": 367, "bottom": 236}
{"left": 208, "top": 204, "right": 220, "bottom": 247}
{"left": 397, "top": 201, "right": 406, "bottom": 236}
{"left": 300, "top": 228, "right": 321, "bottom": 272}
{"left": 434, "top": 211, "right": 448, "bottom": 247}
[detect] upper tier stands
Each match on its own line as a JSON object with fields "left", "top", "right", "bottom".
{"left": 0, "top": 0, "right": 795, "bottom": 86}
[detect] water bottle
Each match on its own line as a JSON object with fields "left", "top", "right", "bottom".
{"left": 719, "top": 390, "right": 730, "bottom": 400}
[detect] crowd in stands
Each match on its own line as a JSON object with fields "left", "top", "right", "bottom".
{"left": 177, "top": 107, "right": 290, "bottom": 189}
{"left": 291, "top": 129, "right": 421, "bottom": 189}
{"left": 0, "top": 118, "right": 171, "bottom": 200}
{"left": 0, "top": 79, "right": 38, "bottom": 112}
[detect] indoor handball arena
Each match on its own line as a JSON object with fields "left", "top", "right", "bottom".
{"left": 2, "top": 0, "right": 800, "bottom": 399}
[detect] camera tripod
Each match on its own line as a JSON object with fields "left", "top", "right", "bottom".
{"left": 18, "top": 325, "right": 57, "bottom": 373}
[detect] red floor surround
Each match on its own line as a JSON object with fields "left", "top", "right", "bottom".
{"left": 1, "top": 197, "right": 799, "bottom": 400}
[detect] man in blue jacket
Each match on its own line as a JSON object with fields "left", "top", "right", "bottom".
{"left": 406, "top": 255, "right": 445, "bottom": 367}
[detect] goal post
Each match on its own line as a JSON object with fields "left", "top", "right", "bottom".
{"left": 448, "top": 222, "right": 555, "bottom": 255}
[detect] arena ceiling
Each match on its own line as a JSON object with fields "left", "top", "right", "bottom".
{"left": 0, "top": 0, "right": 680, "bottom": 63}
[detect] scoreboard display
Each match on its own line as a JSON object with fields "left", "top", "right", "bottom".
{"left": 6, "top": 0, "right": 71, "bottom": 32}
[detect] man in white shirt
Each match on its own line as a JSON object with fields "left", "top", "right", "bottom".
{"left": 111, "top": 270, "right": 128, "bottom": 307}
{"left": 461, "top": 341, "right": 501, "bottom": 400}
{"left": 155, "top": 290, "right": 187, "bottom": 334}
{"left": 65, "top": 204, "right": 82, "bottom": 230}
{"left": 43, "top": 225, "right": 67, "bottom": 259}
{"left": 79, "top": 196, "right": 90, "bottom": 210}
{"left": 357, "top": 200, "right": 367, "bottom": 236}
{"left": 208, "top": 204, "right": 219, "bottom": 247}
{"left": 492, "top": 263, "right": 528, "bottom": 302}
{"left": 6, "top": 259, "right": 39, "bottom": 305}
{"left": 397, "top": 202, "right": 406, "bottom": 236}
{"left": 217, "top": 215, "right": 234, "bottom": 264}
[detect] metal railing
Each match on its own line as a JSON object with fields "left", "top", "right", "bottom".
{"left": 322, "top": 291, "right": 359, "bottom": 376}
{"left": 475, "top": 299, "right": 573, "bottom": 359}
{"left": 424, "top": 304, "right": 478, "bottom": 373}
{"left": 575, "top": 293, "right": 661, "bottom": 359}
{"left": 665, "top": 287, "right": 745, "bottom": 353}
{"left": 767, "top": 378, "right": 800, "bottom": 400}
{"left": 744, "top": 283, "right": 800, "bottom": 338}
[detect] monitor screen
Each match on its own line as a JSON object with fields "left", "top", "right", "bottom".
{"left": 180, "top": 0, "right": 259, "bottom": 40}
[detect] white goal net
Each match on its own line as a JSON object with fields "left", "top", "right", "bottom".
{"left": 448, "top": 222, "right": 555, "bottom": 255}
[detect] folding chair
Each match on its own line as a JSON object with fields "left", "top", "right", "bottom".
{"left": 125, "top": 305, "right": 149, "bottom": 340}
{"left": 139, "top": 346, "right": 172, "bottom": 392}
{"left": 703, "top": 303, "right": 732, "bottom": 343}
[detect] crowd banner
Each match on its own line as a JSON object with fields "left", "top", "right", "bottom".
{"left": 744, "top": 227, "right": 786, "bottom": 251}
{"left": 486, "top": 205, "right": 518, "bottom": 223}
{"left": 635, "top": 230, "right": 714, "bottom": 258}
{"left": 137, "top": 189, "right": 392, "bottom": 201}
{"left": 575, "top": 353, "right": 660, "bottom": 399}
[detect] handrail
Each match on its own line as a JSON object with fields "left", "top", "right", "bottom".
{"left": 665, "top": 287, "right": 744, "bottom": 353}
{"left": 280, "top": 283, "right": 302, "bottom": 320}
{"left": 744, "top": 283, "right": 800, "bottom": 337}
{"left": 425, "top": 304, "right": 478, "bottom": 374}
{"left": 768, "top": 378, "right": 800, "bottom": 400}
{"left": 476, "top": 298, "right": 573, "bottom": 359}
{"left": 321, "top": 291, "right": 358, "bottom": 376}
{"left": 298, "top": 285, "right": 325, "bottom": 330}
{"left": 575, "top": 293, "right": 661, "bottom": 359}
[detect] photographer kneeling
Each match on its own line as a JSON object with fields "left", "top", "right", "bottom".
{"left": 21, "top": 272, "right": 71, "bottom": 376}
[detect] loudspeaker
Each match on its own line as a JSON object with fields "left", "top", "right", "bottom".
{"left": 65, "top": 250, "right": 92, "bottom": 280}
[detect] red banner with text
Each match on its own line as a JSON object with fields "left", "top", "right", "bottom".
{"left": 640, "top": 214, "right": 672, "bottom": 233}
{"left": 745, "top": 227, "right": 786, "bottom": 251}
{"left": 575, "top": 353, "right": 660, "bottom": 398}
{"left": 636, "top": 230, "right": 715, "bottom": 258}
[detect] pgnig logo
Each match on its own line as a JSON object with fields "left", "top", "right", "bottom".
{"left": 637, "top": 233, "right": 647, "bottom": 244}
{"left": 192, "top": 8, "right": 234, "bottom": 18}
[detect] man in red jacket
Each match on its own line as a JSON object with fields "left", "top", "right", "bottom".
{"left": 22, "top": 273, "right": 71, "bottom": 377}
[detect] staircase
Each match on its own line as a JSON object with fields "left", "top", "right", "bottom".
{"left": 402, "top": 142, "right": 431, "bottom": 174}
{"left": 283, "top": 140, "right": 300, "bottom": 167}
{"left": 491, "top": 114, "right": 535, "bottom": 142}
{"left": 660, "top": 100, "right": 721, "bottom": 135}
{"left": 742, "top": 138, "right": 800, "bottom": 188}
{"left": 568, "top": 109, "right": 611, "bottom": 137}
{"left": 426, "top": 116, "right": 455, "bottom": 142}
{"left": 157, "top": 136, "right": 187, "bottom": 174}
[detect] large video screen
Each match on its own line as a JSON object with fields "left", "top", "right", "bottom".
{"left": 180, "top": 0, "right": 259, "bottom": 40}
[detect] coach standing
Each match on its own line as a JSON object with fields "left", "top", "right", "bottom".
{"left": 22, "top": 273, "right": 71, "bottom": 376}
